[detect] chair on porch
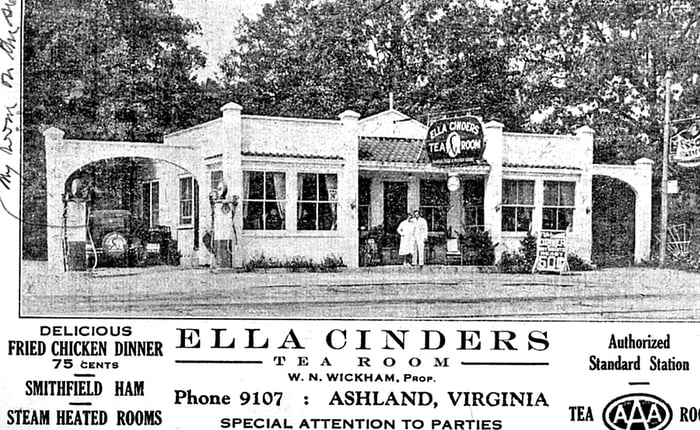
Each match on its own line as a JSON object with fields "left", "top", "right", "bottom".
{"left": 445, "top": 238, "right": 463, "bottom": 265}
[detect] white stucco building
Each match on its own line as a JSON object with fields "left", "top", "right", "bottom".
{"left": 44, "top": 103, "right": 654, "bottom": 272}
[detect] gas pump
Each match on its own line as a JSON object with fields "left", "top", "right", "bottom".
{"left": 61, "top": 178, "right": 89, "bottom": 271}
{"left": 209, "top": 182, "right": 238, "bottom": 269}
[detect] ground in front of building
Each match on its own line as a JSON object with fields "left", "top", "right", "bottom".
{"left": 20, "top": 261, "right": 700, "bottom": 319}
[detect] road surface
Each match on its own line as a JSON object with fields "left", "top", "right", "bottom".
{"left": 19, "top": 261, "right": 700, "bottom": 320}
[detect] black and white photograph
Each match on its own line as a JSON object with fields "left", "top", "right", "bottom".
{"left": 5, "top": 1, "right": 700, "bottom": 429}
{"left": 14, "top": 0, "right": 700, "bottom": 319}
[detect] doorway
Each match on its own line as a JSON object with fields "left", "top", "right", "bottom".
{"left": 383, "top": 181, "right": 408, "bottom": 234}
{"left": 592, "top": 176, "right": 635, "bottom": 266}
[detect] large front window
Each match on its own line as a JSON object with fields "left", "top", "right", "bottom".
{"left": 543, "top": 181, "right": 575, "bottom": 231}
{"left": 243, "top": 171, "right": 286, "bottom": 230}
{"left": 502, "top": 180, "right": 534, "bottom": 232}
{"left": 420, "top": 179, "right": 448, "bottom": 232}
{"left": 298, "top": 173, "right": 338, "bottom": 230}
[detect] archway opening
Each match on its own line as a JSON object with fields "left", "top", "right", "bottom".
{"left": 63, "top": 156, "right": 201, "bottom": 267}
{"left": 592, "top": 176, "right": 636, "bottom": 266}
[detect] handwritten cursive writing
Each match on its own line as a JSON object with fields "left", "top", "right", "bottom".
{"left": 0, "top": 163, "right": 17, "bottom": 191}
{"left": 0, "top": 163, "right": 18, "bottom": 218}
{"left": 0, "top": 0, "right": 19, "bottom": 220}
{"left": 1, "top": 102, "right": 16, "bottom": 155}
{"left": 0, "top": 23, "right": 18, "bottom": 61}
{"left": 1, "top": 0, "right": 16, "bottom": 28}
{"left": 1, "top": 66, "right": 12, "bottom": 88}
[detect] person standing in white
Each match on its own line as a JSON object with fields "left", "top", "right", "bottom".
{"left": 412, "top": 209, "right": 428, "bottom": 267}
{"left": 397, "top": 213, "right": 415, "bottom": 267}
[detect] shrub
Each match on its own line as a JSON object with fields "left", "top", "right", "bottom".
{"left": 498, "top": 250, "right": 531, "bottom": 273}
{"left": 520, "top": 231, "right": 538, "bottom": 267}
{"left": 243, "top": 253, "right": 282, "bottom": 272}
{"left": 498, "top": 232, "right": 537, "bottom": 273}
{"left": 244, "top": 254, "right": 346, "bottom": 272}
{"left": 567, "top": 253, "right": 593, "bottom": 271}
{"left": 285, "top": 256, "right": 316, "bottom": 272}
{"left": 498, "top": 232, "right": 538, "bottom": 273}
{"left": 318, "top": 254, "right": 345, "bottom": 272}
{"left": 459, "top": 229, "right": 496, "bottom": 265}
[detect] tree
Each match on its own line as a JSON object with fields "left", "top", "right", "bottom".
{"left": 24, "top": 0, "right": 213, "bottom": 140}
{"left": 501, "top": 0, "right": 700, "bottom": 261}
{"left": 502, "top": 0, "right": 700, "bottom": 157}
{"left": 23, "top": 0, "right": 216, "bottom": 258}
{"left": 220, "top": 0, "right": 523, "bottom": 125}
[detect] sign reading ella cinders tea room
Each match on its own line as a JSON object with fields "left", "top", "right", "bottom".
{"left": 425, "top": 116, "right": 485, "bottom": 165}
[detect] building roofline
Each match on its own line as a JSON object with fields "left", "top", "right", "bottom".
{"left": 503, "top": 131, "right": 578, "bottom": 140}
{"left": 164, "top": 118, "right": 222, "bottom": 139}
{"left": 503, "top": 163, "right": 581, "bottom": 171}
{"left": 359, "top": 109, "right": 426, "bottom": 127}
{"left": 242, "top": 151, "right": 343, "bottom": 160}
{"left": 62, "top": 139, "right": 194, "bottom": 149}
{"left": 241, "top": 114, "right": 340, "bottom": 125}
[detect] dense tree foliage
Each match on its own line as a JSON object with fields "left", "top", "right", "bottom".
{"left": 502, "top": 0, "right": 700, "bottom": 159}
{"left": 23, "top": 0, "right": 220, "bottom": 258}
{"left": 24, "top": 0, "right": 216, "bottom": 140}
{"left": 220, "top": 0, "right": 523, "bottom": 125}
{"left": 502, "top": 0, "right": 700, "bottom": 258}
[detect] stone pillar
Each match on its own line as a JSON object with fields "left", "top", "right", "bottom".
{"left": 220, "top": 102, "right": 244, "bottom": 268}
{"left": 634, "top": 157, "right": 654, "bottom": 263}
{"left": 575, "top": 126, "right": 595, "bottom": 262}
{"left": 44, "top": 127, "right": 66, "bottom": 273}
{"left": 482, "top": 121, "right": 504, "bottom": 256}
{"left": 338, "top": 110, "right": 361, "bottom": 268}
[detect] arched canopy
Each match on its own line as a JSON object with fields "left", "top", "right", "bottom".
{"left": 44, "top": 127, "right": 203, "bottom": 272}
{"left": 592, "top": 158, "right": 653, "bottom": 263}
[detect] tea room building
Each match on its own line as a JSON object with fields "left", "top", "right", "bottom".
{"left": 44, "top": 103, "right": 654, "bottom": 271}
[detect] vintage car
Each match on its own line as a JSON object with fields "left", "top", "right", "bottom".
{"left": 86, "top": 210, "right": 179, "bottom": 268}
{"left": 144, "top": 225, "right": 180, "bottom": 266}
{"left": 86, "top": 210, "right": 147, "bottom": 267}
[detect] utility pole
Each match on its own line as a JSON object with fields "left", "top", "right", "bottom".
{"left": 660, "top": 70, "right": 672, "bottom": 266}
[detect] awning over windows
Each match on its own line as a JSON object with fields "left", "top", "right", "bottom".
{"left": 358, "top": 136, "right": 490, "bottom": 174}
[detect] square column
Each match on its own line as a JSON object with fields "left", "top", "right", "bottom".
{"left": 575, "top": 126, "right": 595, "bottom": 262}
{"left": 44, "top": 127, "right": 67, "bottom": 273}
{"left": 220, "top": 102, "right": 244, "bottom": 268}
{"left": 483, "top": 121, "right": 504, "bottom": 255}
{"left": 338, "top": 110, "right": 361, "bottom": 268}
{"left": 634, "top": 158, "right": 654, "bottom": 263}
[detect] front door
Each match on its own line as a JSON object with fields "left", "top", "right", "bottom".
{"left": 383, "top": 181, "right": 408, "bottom": 235}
